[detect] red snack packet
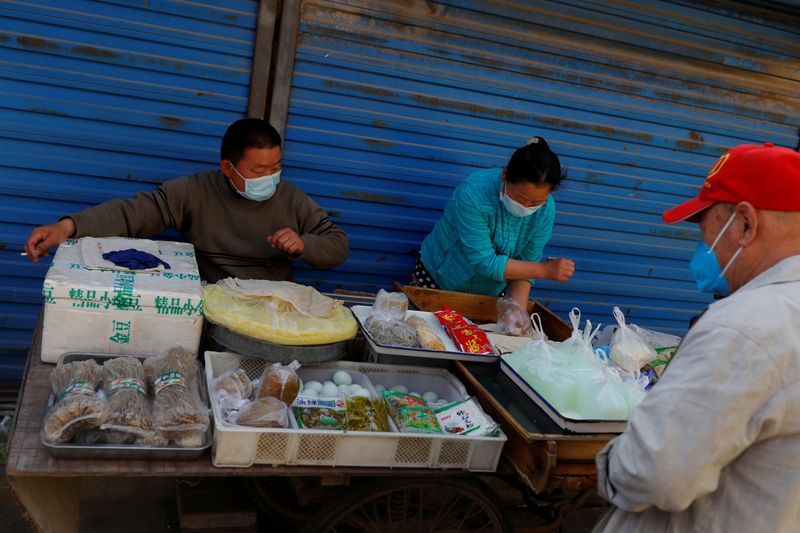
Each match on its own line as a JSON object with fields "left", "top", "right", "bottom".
{"left": 433, "top": 307, "right": 469, "bottom": 329}
{"left": 449, "top": 325, "right": 495, "bottom": 355}
{"left": 434, "top": 307, "right": 496, "bottom": 355}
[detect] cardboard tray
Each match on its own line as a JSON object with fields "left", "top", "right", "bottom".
{"left": 351, "top": 305, "right": 498, "bottom": 363}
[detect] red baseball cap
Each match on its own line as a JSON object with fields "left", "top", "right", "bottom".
{"left": 662, "top": 142, "right": 800, "bottom": 224}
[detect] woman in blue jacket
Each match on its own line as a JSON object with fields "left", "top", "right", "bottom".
{"left": 411, "top": 137, "right": 574, "bottom": 307}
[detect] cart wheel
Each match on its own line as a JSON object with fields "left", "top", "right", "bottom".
{"left": 242, "top": 477, "right": 321, "bottom": 528}
{"left": 301, "top": 476, "right": 513, "bottom": 533}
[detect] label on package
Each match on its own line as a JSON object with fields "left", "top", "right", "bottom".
{"left": 154, "top": 371, "right": 186, "bottom": 394}
{"left": 58, "top": 380, "right": 96, "bottom": 401}
{"left": 106, "top": 377, "right": 147, "bottom": 397}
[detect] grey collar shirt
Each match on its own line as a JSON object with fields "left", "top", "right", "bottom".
{"left": 595, "top": 254, "right": 800, "bottom": 532}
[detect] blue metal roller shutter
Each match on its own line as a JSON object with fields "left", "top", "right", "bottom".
{"left": 0, "top": 0, "right": 261, "bottom": 386}
{"left": 284, "top": 0, "right": 800, "bottom": 336}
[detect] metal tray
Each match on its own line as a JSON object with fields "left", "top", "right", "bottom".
{"left": 499, "top": 358, "right": 627, "bottom": 433}
{"left": 41, "top": 352, "right": 212, "bottom": 460}
{"left": 351, "top": 305, "right": 498, "bottom": 363}
{"left": 207, "top": 322, "right": 347, "bottom": 363}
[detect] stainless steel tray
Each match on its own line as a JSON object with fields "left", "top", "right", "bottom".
{"left": 351, "top": 305, "right": 499, "bottom": 363}
{"left": 208, "top": 322, "right": 347, "bottom": 363}
{"left": 41, "top": 352, "right": 212, "bottom": 460}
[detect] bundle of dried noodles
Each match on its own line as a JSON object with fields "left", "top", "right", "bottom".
{"left": 43, "top": 360, "right": 106, "bottom": 444}
{"left": 143, "top": 347, "right": 209, "bottom": 446}
{"left": 101, "top": 357, "right": 154, "bottom": 444}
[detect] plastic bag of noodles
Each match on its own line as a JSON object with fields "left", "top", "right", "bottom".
{"left": 202, "top": 278, "right": 358, "bottom": 345}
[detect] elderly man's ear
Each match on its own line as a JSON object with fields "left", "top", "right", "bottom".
{"left": 735, "top": 202, "right": 758, "bottom": 246}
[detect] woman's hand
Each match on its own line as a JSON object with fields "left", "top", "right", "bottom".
{"left": 543, "top": 258, "right": 575, "bottom": 281}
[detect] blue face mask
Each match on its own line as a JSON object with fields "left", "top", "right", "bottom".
{"left": 689, "top": 212, "right": 743, "bottom": 296}
{"left": 231, "top": 164, "right": 281, "bottom": 202}
{"left": 500, "top": 184, "right": 544, "bottom": 218}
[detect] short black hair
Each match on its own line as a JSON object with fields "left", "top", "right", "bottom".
{"left": 220, "top": 118, "right": 282, "bottom": 164}
{"left": 505, "top": 136, "right": 566, "bottom": 190}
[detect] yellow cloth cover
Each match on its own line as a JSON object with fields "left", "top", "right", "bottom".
{"left": 203, "top": 280, "right": 358, "bottom": 345}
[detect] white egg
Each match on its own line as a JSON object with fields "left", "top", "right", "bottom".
{"left": 390, "top": 385, "right": 408, "bottom": 394}
{"left": 303, "top": 381, "right": 323, "bottom": 393}
{"left": 353, "top": 389, "right": 371, "bottom": 398}
{"left": 409, "top": 391, "right": 422, "bottom": 397}
{"left": 322, "top": 383, "right": 340, "bottom": 397}
{"left": 323, "top": 381, "right": 335, "bottom": 388}
{"left": 301, "top": 389, "right": 319, "bottom": 398}
{"left": 332, "top": 370, "right": 353, "bottom": 386}
{"left": 348, "top": 384, "right": 362, "bottom": 393}
{"left": 422, "top": 391, "right": 438, "bottom": 403}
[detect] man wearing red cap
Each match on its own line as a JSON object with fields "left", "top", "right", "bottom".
{"left": 593, "top": 143, "right": 800, "bottom": 532}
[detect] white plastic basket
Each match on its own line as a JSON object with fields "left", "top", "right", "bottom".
{"left": 205, "top": 351, "right": 506, "bottom": 471}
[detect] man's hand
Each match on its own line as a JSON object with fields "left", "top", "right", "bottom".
{"left": 543, "top": 258, "right": 575, "bottom": 281}
{"left": 24, "top": 218, "right": 75, "bottom": 263}
{"left": 267, "top": 227, "right": 304, "bottom": 256}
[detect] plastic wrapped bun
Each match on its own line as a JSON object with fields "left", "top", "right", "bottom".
{"left": 143, "top": 346, "right": 209, "bottom": 444}
{"left": 42, "top": 360, "right": 106, "bottom": 444}
{"left": 214, "top": 369, "right": 253, "bottom": 424}
{"left": 406, "top": 316, "right": 445, "bottom": 350}
{"left": 202, "top": 278, "right": 358, "bottom": 345}
{"left": 257, "top": 361, "right": 301, "bottom": 404}
{"left": 236, "top": 397, "right": 289, "bottom": 428}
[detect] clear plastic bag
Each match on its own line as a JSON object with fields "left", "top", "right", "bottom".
{"left": 405, "top": 316, "right": 445, "bottom": 350}
{"left": 575, "top": 365, "right": 629, "bottom": 420}
{"left": 609, "top": 307, "right": 657, "bottom": 373}
{"left": 100, "top": 356, "right": 154, "bottom": 441}
{"left": 496, "top": 296, "right": 534, "bottom": 337}
{"left": 365, "top": 290, "right": 419, "bottom": 347}
{"left": 214, "top": 369, "right": 253, "bottom": 424}
{"left": 372, "top": 289, "right": 409, "bottom": 320}
{"left": 236, "top": 397, "right": 289, "bottom": 428}
{"left": 143, "top": 347, "right": 209, "bottom": 442}
{"left": 365, "top": 316, "right": 419, "bottom": 347}
{"left": 42, "top": 360, "right": 106, "bottom": 444}
{"left": 559, "top": 308, "right": 601, "bottom": 364}
{"left": 257, "top": 361, "right": 301, "bottom": 404}
{"left": 202, "top": 279, "right": 358, "bottom": 345}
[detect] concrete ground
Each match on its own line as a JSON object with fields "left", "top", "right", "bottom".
{"left": 0, "top": 465, "right": 608, "bottom": 532}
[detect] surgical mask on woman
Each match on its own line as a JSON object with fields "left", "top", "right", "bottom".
{"left": 499, "top": 184, "right": 543, "bottom": 218}
{"left": 231, "top": 164, "right": 281, "bottom": 201}
{"left": 690, "top": 211, "right": 744, "bottom": 296}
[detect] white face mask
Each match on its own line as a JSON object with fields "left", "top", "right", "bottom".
{"left": 231, "top": 164, "right": 281, "bottom": 201}
{"left": 499, "top": 184, "right": 543, "bottom": 218}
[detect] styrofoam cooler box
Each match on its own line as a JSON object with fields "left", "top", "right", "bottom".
{"left": 40, "top": 237, "right": 204, "bottom": 362}
{"left": 205, "top": 352, "right": 506, "bottom": 471}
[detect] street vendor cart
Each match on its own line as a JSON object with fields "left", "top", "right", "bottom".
{"left": 6, "top": 286, "right": 615, "bottom": 533}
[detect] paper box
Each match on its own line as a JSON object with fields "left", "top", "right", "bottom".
{"left": 40, "top": 237, "right": 204, "bottom": 363}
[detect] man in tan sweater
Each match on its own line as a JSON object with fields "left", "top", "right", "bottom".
{"left": 24, "top": 119, "right": 349, "bottom": 282}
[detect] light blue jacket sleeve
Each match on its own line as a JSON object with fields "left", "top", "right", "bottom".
{"left": 452, "top": 182, "right": 508, "bottom": 282}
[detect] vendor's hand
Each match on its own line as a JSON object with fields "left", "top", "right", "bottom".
{"left": 24, "top": 218, "right": 76, "bottom": 263}
{"left": 543, "top": 258, "right": 575, "bottom": 282}
{"left": 267, "top": 227, "right": 304, "bottom": 256}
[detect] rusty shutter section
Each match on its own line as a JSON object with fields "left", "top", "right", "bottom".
{"left": 283, "top": 0, "right": 799, "bottom": 335}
